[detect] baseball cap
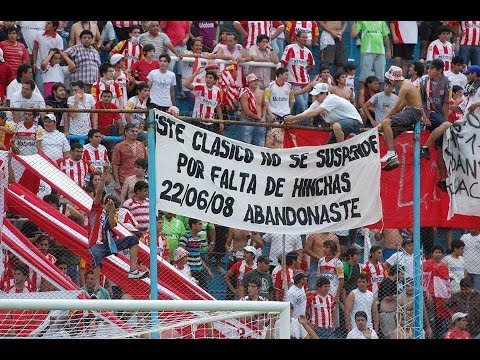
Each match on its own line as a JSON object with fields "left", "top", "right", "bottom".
{"left": 43, "top": 114, "right": 56, "bottom": 122}
{"left": 385, "top": 65, "right": 405, "bottom": 81}
{"left": 243, "top": 245, "right": 257, "bottom": 255}
{"left": 257, "top": 255, "right": 270, "bottom": 264}
{"left": 110, "top": 53, "right": 124, "bottom": 65}
{"left": 205, "top": 60, "right": 219, "bottom": 70}
{"left": 309, "top": 82, "right": 329, "bottom": 95}
{"left": 0, "top": 48, "right": 4, "bottom": 62}
{"left": 173, "top": 247, "right": 188, "bottom": 262}
{"left": 246, "top": 73, "right": 259, "bottom": 84}
{"left": 463, "top": 65, "right": 480, "bottom": 76}
{"left": 293, "top": 270, "right": 307, "bottom": 283}
{"left": 451, "top": 312, "right": 467, "bottom": 323}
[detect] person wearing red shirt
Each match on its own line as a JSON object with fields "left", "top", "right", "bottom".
{"left": 95, "top": 89, "right": 122, "bottom": 136}
{"left": 444, "top": 312, "right": 471, "bottom": 339}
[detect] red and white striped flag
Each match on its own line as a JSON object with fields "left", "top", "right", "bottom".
{"left": 218, "top": 64, "right": 239, "bottom": 110}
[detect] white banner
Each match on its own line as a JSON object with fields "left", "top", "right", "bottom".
{"left": 155, "top": 110, "right": 382, "bottom": 234}
{"left": 445, "top": 113, "right": 480, "bottom": 219}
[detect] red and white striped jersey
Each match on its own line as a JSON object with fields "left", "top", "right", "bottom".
{"left": 234, "top": 21, "right": 274, "bottom": 49}
{"left": 307, "top": 292, "right": 334, "bottom": 329}
{"left": 57, "top": 157, "right": 91, "bottom": 188}
{"left": 218, "top": 67, "right": 239, "bottom": 110}
{"left": 449, "top": 21, "right": 480, "bottom": 46}
{"left": 83, "top": 143, "right": 109, "bottom": 171}
{"left": 122, "top": 197, "right": 149, "bottom": 233}
{"left": 274, "top": 266, "right": 294, "bottom": 301}
{"left": 362, "top": 261, "right": 386, "bottom": 297}
{"left": 143, "top": 232, "right": 170, "bottom": 260}
{"left": 317, "top": 256, "right": 344, "bottom": 297}
{"left": 112, "top": 21, "right": 142, "bottom": 28}
{"left": 426, "top": 39, "right": 454, "bottom": 72}
{"left": 281, "top": 43, "right": 314, "bottom": 85}
{"left": 31, "top": 253, "right": 57, "bottom": 290}
{"left": 118, "top": 207, "right": 139, "bottom": 230}
{"left": 3, "top": 279, "right": 36, "bottom": 293}
{"left": 390, "top": 21, "right": 418, "bottom": 44}
{"left": 90, "top": 81, "right": 124, "bottom": 107}
{"left": 192, "top": 83, "right": 222, "bottom": 120}
{"left": 229, "top": 260, "right": 257, "bottom": 287}
{"left": 239, "top": 87, "right": 258, "bottom": 116}
{"left": 111, "top": 40, "right": 143, "bottom": 70}
{"left": 285, "top": 21, "right": 320, "bottom": 46}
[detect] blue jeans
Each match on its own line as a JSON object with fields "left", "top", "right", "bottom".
{"left": 291, "top": 85, "right": 309, "bottom": 121}
{"left": 458, "top": 45, "right": 480, "bottom": 66}
{"left": 271, "top": 37, "right": 286, "bottom": 59}
{"left": 308, "top": 260, "right": 318, "bottom": 290}
{"left": 316, "top": 327, "right": 335, "bottom": 339}
{"left": 240, "top": 118, "right": 266, "bottom": 147}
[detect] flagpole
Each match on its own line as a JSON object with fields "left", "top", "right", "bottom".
{"left": 147, "top": 109, "right": 159, "bottom": 339}
{"left": 413, "top": 121, "right": 424, "bottom": 338}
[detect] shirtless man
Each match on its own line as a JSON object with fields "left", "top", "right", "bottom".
{"left": 377, "top": 65, "right": 429, "bottom": 171}
{"left": 373, "top": 228, "right": 403, "bottom": 261}
{"left": 238, "top": 73, "right": 267, "bottom": 146}
{"left": 225, "top": 228, "right": 263, "bottom": 266}
{"left": 331, "top": 71, "right": 354, "bottom": 103}
{"left": 303, "top": 232, "right": 339, "bottom": 290}
{"left": 319, "top": 21, "right": 348, "bottom": 74}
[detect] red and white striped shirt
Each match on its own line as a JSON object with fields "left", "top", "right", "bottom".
{"left": 230, "top": 260, "right": 256, "bottom": 287}
{"left": 192, "top": 83, "right": 222, "bottom": 120}
{"left": 285, "top": 21, "right": 320, "bottom": 46}
{"left": 235, "top": 21, "right": 275, "bottom": 49}
{"left": 426, "top": 39, "right": 454, "bottom": 72}
{"left": 239, "top": 87, "right": 258, "bottom": 116}
{"left": 90, "top": 81, "right": 124, "bottom": 107}
{"left": 3, "top": 279, "right": 36, "bottom": 293}
{"left": 449, "top": 21, "right": 480, "bottom": 46}
{"left": 83, "top": 143, "right": 109, "bottom": 171}
{"left": 122, "top": 197, "right": 149, "bottom": 233}
{"left": 57, "top": 157, "right": 91, "bottom": 188}
{"left": 390, "top": 21, "right": 418, "bottom": 44}
{"left": 274, "top": 266, "right": 294, "bottom": 301}
{"left": 113, "top": 21, "right": 142, "bottom": 28}
{"left": 362, "top": 261, "right": 386, "bottom": 298}
{"left": 281, "top": 43, "right": 314, "bottom": 85}
{"left": 111, "top": 40, "right": 143, "bottom": 70}
{"left": 307, "top": 292, "right": 334, "bottom": 329}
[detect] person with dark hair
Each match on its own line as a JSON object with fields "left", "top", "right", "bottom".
{"left": 65, "top": 80, "right": 97, "bottom": 136}
{"left": 57, "top": 141, "right": 92, "bottom": 188}
{"left": 110, "top": 25, "right": 143, "bottom": 71}
{"left": 128, "top": 43, "right": 159, "bottom": 84}
{"left": 121, "top": 180, "right": 149, "bottom": 234}
{"left": 69, "top": 22, "right": 102, "bottom": 48}
{"left": 346, "top": 310, "right": 379, "bottom": 339}
{"left": 40, "top": 48, "right": 76, "bottom": 98}
{"left": 64, "top": 30, "right": 101, "bottom": 92}
{"left": 94, "top": 89, "right": 123, "bottom": 136}
{"left": 179, "top": 218, "right": 213, "bottom": 291}
{"left": 446, "top": 276, "right": 480, "bottom": 337}
{"left": 426, "top": 25, "right": 454, "bottom": 72}
{"left": 91, "top": 63, "right": 124, "bottom": 111}
{"left": 445, "top": 56, "right": 468, "bottom": 88}
{"left": 4, "top": 262, "right": 36, "bottom": 293}
{"left": 88, "top": 164, "right": 148, "bottom": 289}
{"left": 247, "top": 34, "right": 279, "bottom": 90}
{"left": 120, "top": 157, "right": 148, "bottom": 202}
{"left": 125, "top": 82, "right": 150, "bottom": 132}
{"left": 407, "top": 60, "right": 425, "bottom": 87}
{"left": 0, "top": 48, "right": 14, "bottom": 105}
{"left": 9, "top": 79, "right": 46, "bottom": 123}
{"left": 44, "top": 82, "right": 68, "bottom": 131}
{"left": 241, "top": 255, "right": 274, "bottom": 300}
{"left": 83, "top": 129, "right": 109, "bottom": 174}
{"left": 0, "top": 26, "right": 28, "bottom": 76}
{"left": 442, "top": 239, "right": 466, "bottom": 293}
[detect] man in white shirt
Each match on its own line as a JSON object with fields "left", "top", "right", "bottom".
{"left": 42, "top": 113, "right": 70, "bottom": 161}
{"left": 285, "top": 82, "right": 362, "bottom": 143}
{"left": 285, "top": 271, "right": 307, "bottom": 319}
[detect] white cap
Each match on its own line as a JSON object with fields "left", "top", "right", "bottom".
{"left": 243, "top": 245, "right": 257, "bottom": 255}
{"left": 385, "top": 65, "right": 405, "bottom": 81}
{"left": 110, "top": 53, "right": 124, "bottom": 65}
{"left": 451, "top": 312, "right": 468, "bottom": 323}
{"left": 173, "top": 247, "right": 188, "bottom": 262}
{"left": 246, "top": 73, "right": 259, "bottom": 84}
{"left": 309, "top": 82, "right": 329, "bottom": 95}
{"left": 43, "top": 114, "right": 56, "bottom": 122}
{"left": 0, "top": 48, "right": 4, "bottom": 62}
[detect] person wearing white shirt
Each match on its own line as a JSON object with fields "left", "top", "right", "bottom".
{"left": 285, "top": 271, "right": 307, "bottom": 319}
{"left": 41, "top": 113, "right": 70, "bottom": 161}
{"left": 460, "top": 229, "right": 480, "bottom": 292}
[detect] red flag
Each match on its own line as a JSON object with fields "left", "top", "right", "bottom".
{"left": 283, "top": 128, "right": 480, "bottom": 228}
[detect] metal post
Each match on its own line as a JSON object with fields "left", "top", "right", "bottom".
{"left": 412, "top": 121, "right": 423, "bottom": 338}
{"left": 147, "top": 109, "right": 159, "bottom": 338}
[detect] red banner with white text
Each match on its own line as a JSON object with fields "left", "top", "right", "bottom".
{"left": 283, "top": 128, "right": 480, "bottom": 228}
